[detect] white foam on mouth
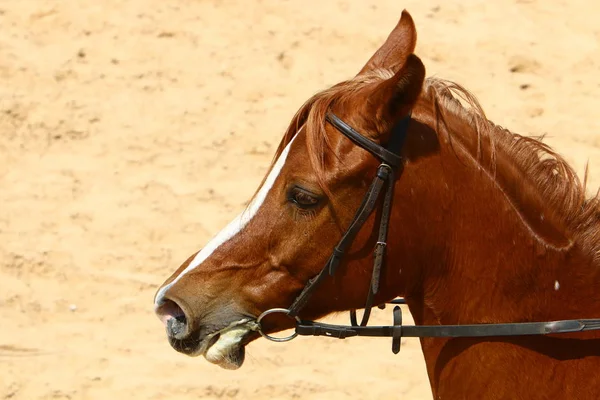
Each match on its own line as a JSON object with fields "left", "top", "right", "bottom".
{"left": 205, "top": 327, "right": 250, "bottom": 369}
{"left": 204, "top": 320, "right": 259, "bottom": 370}
{"left": 154, "top": 133, "right": 298, "bottom": 308}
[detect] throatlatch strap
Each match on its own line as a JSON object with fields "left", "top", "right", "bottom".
{"left": 287, "top": 167, "right": 388, "bottom": 318}
{"left": 287, "top": 113, "right": 411, "bottom": 320}
{"left": 351, "top": 166, "right": 396, "bottom": 327}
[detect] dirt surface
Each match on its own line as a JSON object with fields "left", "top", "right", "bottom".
{"left": 1, "top": 1, "right": 599, "bottom": 399}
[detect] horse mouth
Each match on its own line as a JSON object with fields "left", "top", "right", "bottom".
{"left": 168, "top": 319, "right": 259, "bottom": 370}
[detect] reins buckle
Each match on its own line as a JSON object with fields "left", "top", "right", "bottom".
{"left": 374, "top": 241, "right": 387, "bottom": 259}
{"left": 376, "top": 163, "right": 393, "bottom": 180}
{"left": 295, "top": 322, "right": 359, "bottom": 339}
{"left": 392, "top": 306, "right": 403, "bottom": 354}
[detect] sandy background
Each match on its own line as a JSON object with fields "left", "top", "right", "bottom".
{"left": 1, "top": 1, "right": 599, "bottom": 399}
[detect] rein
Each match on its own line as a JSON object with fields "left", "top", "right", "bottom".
{"left": 256, "top": 111, "right": 600, "bottom": 353}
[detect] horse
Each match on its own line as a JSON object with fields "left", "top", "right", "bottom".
{"left": 154, "top": 10, "right": 600, "bottom": 399}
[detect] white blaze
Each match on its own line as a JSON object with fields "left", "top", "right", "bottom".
{"left": 154, "top": 136, "right": 296, "bottom": 307}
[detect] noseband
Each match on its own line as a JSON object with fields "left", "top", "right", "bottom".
{"left": 256, "top": 111, "right": 600, "bottom": 353}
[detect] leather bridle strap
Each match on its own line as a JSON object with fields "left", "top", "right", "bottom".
{"left": 286, "top": 172, "right": 387, "bottom": 317}
{"left": 286, "top": 112, "right": 411, "bottom": 320}
{"left": 296, "top": 315, "right": 600, "bottom": 338}
{"left": 349, "top": 170, "right": 396, "bottom": 326}
{"left": 257, "top": 111, "right": 600, "bottom": 353}
{"left": 325, "top": 113, "right": 404, "bottom": 168}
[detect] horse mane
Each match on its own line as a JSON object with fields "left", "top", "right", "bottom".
{"left": 423, "top": 77, "right": 600, "bottom": 262}
{"left": 264, "top": 73, "right": 600, "bottom": 262}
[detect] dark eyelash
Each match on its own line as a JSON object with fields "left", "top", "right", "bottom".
{"left": 294, "top": 191, "right": 317, "bottom": 204}
{"left": 289, "top": 187, "right": 320, "bottom": 209}
{"left": 292, "top": 207, "right": 318, "bottom": 221}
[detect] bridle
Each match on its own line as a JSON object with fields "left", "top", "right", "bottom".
{"left": 256, "top": 111, "right": 600, "bottom": 354}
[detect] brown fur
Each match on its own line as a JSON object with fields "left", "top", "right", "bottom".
{"left": 423, "top": 78, "right": 600, "bottom": 261}
{"left": 155, "top": 10, "right": 600, "bottom": 399}
{"left": 269, "top": 74, "right": 600, "bottom": 262}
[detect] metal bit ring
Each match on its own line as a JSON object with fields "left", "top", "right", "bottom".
{"left": 256, "top": 308, "right": 301, "bottom": 342}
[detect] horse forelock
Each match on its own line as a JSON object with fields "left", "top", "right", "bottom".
{"left": 253, "top": 69, "right": 394, "bottom": 199}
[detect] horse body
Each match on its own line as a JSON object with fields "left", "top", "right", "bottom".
{"left": 154, "top": 10, "right": 600, "bottom": 399}
{"left": 394, "top": 83, "right": 600, "bottom": 398}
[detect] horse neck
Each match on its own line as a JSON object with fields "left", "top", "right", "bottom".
{"left": 384, "top": 97, "right": 600, "bottom": 327}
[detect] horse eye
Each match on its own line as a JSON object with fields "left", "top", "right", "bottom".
{"left": 289, "top": 187, "right": 320, "bottom": 209}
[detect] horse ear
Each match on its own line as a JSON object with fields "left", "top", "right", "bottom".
{"left": 358, "top": 10, "right": 418, "bottom": 75}
{"left": 365, "top": 53, "right": 425, "bottom": 133}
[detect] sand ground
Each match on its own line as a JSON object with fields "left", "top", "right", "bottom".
{"left": 1, "top": 1, "right": 599, "bottom": 399}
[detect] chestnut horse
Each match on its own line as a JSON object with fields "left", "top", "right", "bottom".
{"left": 154, "top": 10, "right": 600, "bottom": 399}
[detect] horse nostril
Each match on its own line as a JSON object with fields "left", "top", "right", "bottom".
{"left": 155, "top": 298, "right": 189, "bottom": 339}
